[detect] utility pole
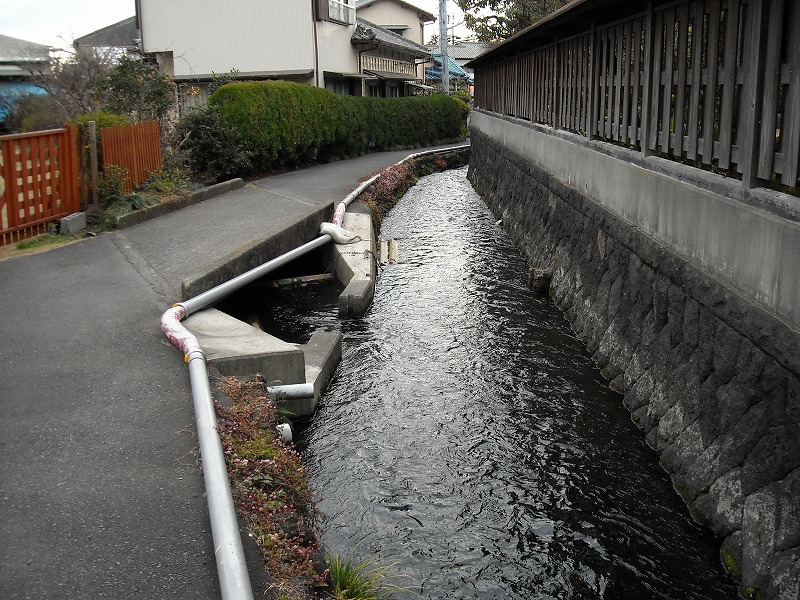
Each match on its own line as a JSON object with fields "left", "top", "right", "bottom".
{"left": 439, "top": 0, "right": 450, "bottom": 94}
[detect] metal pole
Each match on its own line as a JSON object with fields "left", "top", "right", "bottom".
{"left": 439, "top": 0, "right": 450, "bottom": 94}
{"left": 187, "top": 349, "right": 254, "bottom": 600}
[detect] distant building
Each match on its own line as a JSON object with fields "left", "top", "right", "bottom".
{"left": 73, "top": 16, "right": 140, "bottom": 56}
{"left": 0, "top": 34, "right": 50, "bottom": 129}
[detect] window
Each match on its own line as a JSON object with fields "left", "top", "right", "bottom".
{"left": 328, "top": 0, "right": 354, "bottom": 25}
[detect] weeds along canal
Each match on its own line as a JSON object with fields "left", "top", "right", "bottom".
{"left": 221, "top": 167, "right": 739, "bottom": 599}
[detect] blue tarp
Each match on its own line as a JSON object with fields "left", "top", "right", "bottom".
{"left": 0, "top": 81, "right": 48, "bottom": 121}
{"left": 425, "top": 54, "right": 473, "bottom": 82}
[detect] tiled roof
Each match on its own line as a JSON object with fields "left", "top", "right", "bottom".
{"left": 353, "top": 17, "right": 431, "bottom": 58}
{"left": 449, "top": 41, "right": 493, "bottom": 60}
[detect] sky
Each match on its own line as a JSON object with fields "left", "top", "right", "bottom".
{"left": 1, "top": 0, "right": 470, "bottom": 51}
{"left": 2, "top": 0, "right": 136, "bottom": 50}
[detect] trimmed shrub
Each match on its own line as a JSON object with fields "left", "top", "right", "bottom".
{"left": 192, "top": 80, "right": 468, "bottom": 179}
{"left": 172, "top": 105, "right": 253, "bottom": 180}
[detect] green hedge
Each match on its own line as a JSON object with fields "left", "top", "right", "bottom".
{"left": 195, "top": 80, "right": 467, "bottom": 178}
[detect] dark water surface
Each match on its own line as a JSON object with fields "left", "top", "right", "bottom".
{"left": 239, "top": 168, "right": 739, "bottom": 599}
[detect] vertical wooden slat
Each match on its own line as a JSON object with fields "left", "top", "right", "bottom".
{"left": 631, "top": 19, "right": 644, "bottom": 145}
{"left": 740, "top": 0, "right": 769, "bottom": 187}
{"left": 66, "top": 123, "right": 80, "bottom": 213}
{"left": 673, "top": 2, "right": 690, "bottom": 155}
{"left": 2, "top": 140, "right": 19, "bottom": 232}
{"left": 613, "top": 25, "right": 624, "bottom": 140}
{"left": 780, "top": 0, "right": 800, "bottom": 185}
{"left": 599, "top": 28, "right": 609, "bottom": 138}
{"left": 553, "top": 41, "right": 560, "bottom": 128}
{"left": 717, "top": 0, "right": 740, "bottom": 168}
{"left": 660, "top": 8, "right": 676, "bottom": 153}
{"left": 587, "top": 25, "right": 595, "bottom": 137}
{"left": 621, "top": 20, "right": 633, "bottom": 143}
{"left": 20, "top": 140, "right": 34, "bottom": 225}
{"left": 648, "top": 7, "right": 664, "bottom": 151}
{"left": 756, "top": 0, "right": 783, "bottom": 179}
{"left": 701, "top": 0, "right": 722, "bottom": 163}
{"left": 686, "top": 0, "right": 706, "bottom": 161}
{"left": 48, "top": 134, "right": 61, "bottom": 218}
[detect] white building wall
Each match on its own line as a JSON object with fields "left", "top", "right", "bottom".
{"left": 316, "top": 22, "right": 360, "bottom": 76}
{"left": 140, "top": 0, "right": 316, "bottom": 78}
{"left": 356, "top": 2, "right": 428, "bottom": 45}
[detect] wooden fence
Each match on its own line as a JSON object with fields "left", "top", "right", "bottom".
{"left": 0, "top": 125, "right": 80, "bottom": 246}
{"left": 101, "top": 121, "right": 162, "bottom": 192}
{"left": 473, "top": 0, "right": 800, "bottom": 191}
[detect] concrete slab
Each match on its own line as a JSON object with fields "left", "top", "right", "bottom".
{"left": 183, "top": 308, "right": 305, "bottom": 385}
{"left": 333, "top": 206, "right": 376, "bottom": 318}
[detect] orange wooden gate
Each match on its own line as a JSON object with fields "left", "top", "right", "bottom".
{"left": 101, "top": 121, "right": 162, "bottom": 192}
{"left": 0, "top": 125, "right": 80, "bottom": 246}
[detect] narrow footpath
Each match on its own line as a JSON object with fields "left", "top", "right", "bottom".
{"left": 0, "top": 144, "right": 462, "bottom": 599}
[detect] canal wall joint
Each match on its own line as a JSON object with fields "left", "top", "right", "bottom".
{"left": 468, "top": 114, "right": 800, "bottom": 600}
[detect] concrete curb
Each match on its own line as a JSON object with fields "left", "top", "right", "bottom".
{"left": 115, "top": 178, "right": 246, "bottom": 229}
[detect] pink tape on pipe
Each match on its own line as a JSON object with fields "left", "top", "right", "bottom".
{"left": 332, "top": 202, "right": 346, "bottom": 226}
{"left": 161, "top": 305, "right": 200, "bottom": 357}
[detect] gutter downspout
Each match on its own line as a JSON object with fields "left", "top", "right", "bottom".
{"left": 312, "top": 0, "right": 321, "bottom": 87}
{"left": 160, "top": 144, "right": 469, "bottom": 600}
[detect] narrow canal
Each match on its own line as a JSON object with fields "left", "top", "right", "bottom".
{"left": 234, "top": 167, "right": 739, "bottom": 599}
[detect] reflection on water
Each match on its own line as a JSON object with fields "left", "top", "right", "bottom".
{"left": 259, "top": 168, "right": 738, "bottom": 599}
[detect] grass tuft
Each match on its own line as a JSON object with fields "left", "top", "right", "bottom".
{"left": 15, "top": 233, "right": 80, "bottom": 251}
{"left": 327, "top": 553, "right": 408, "bottom": 600}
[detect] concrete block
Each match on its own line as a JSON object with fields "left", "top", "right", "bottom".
{"left": 332, "top": 209, "right": 376, "bottom": 318}
{"left": 60, "top": 212, "right": 86, "bottom": 234}
{"left": 183, "top": 308, "right": 305, "bottom": 384}
{"left": 339, "top": 278, "right": 375, "bottom": 318}
{"left": 277, "top": 329, "right": 343, "bottom": 418}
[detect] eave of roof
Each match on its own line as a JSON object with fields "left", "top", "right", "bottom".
{"left": 73, "top": 16, "right": 139, "bottom": 49}
{"left": 465, "top": 0, "right": 640, "bottom": 68}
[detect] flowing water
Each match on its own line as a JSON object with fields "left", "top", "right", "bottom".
{"left": 233, "top": 167, "right": 739, "bottom": 599}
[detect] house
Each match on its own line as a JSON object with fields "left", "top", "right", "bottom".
{"left": 448, "top": 40, "right": 492, "bottom": 78}
{"left": 73, "top": 16, "right": 140, "bottom": 56}
{"left": 355, "top": 0, "right": 436, "bottom": 46}
{"left": 355, "top": 0, "right": 436, "bottom": 81}
{"left": 0, "top": 34, "right": 50, "bottom": 130}
{"left": 134, "top": 0, "right": 432, "bottom": 112}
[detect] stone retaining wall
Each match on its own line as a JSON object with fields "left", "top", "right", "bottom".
{"left": 468, "top": 130, "right": 799, "bottom": 600}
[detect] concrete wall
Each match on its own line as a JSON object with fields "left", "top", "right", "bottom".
{"left": 470, "top": 111, "right": 800, "bottom": 330}
{"left": 468, "top": 112, "right": 800, "bottom": 600}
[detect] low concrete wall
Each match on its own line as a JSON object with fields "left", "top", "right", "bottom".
{"left": 468, "top": 114, "right": 800, "bottom": 599}
{"left": 181, "top": 204, "right": 332, "bottom": 300}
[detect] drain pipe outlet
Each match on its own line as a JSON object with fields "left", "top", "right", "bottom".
{"left": 266, "top": 382, "right": 315, "bottom": 400}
